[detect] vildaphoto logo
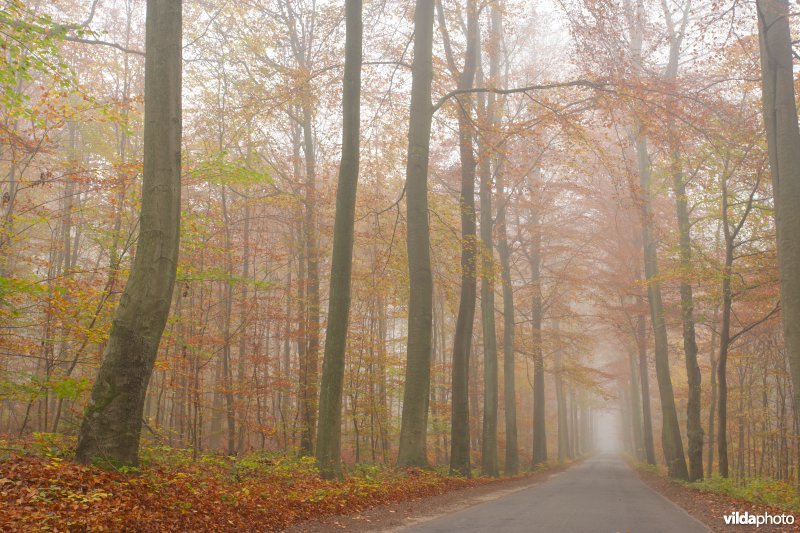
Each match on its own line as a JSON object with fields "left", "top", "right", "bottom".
{"left": 723, "top": 511, "right": 795, "bottom": 527}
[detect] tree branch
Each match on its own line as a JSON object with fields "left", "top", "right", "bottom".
{"left": 432, "top": 79, "right": 609, "bottom": 113}
{"left": 63, "top": 35, "right": 144, "bottom": 56}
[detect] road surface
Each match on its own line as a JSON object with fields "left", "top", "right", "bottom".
{"left": 404, "top": 453, "right": 708, "bottom": 532}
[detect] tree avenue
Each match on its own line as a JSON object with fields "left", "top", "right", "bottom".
{"left": 2, "top": 0, "right": 799, "bottom": 514}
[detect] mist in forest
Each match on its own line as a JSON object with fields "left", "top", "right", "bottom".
{"left": 3, "top": 2, "right": 800, "bottom": 525}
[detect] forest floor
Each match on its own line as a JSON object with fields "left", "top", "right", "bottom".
{"left": 635, "top": 462, "right": 800, "bottom": 532}
{"left": 0, "top": 434, "right": 564, "bottom": 532}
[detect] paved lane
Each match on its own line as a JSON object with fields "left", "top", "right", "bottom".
{"left": 404, "top": 453, "right": 708, "bottom": 532}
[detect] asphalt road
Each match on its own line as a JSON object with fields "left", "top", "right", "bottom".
{"left": 404, "top": 453, "right": 709, "bottom": 533}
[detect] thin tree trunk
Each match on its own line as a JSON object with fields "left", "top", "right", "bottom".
{"left": 530, "top": 208, "right": 547, "bottom": 467}
{"left": 220, "top": 186, "right": 236, "bottom": 456}
{"left": 718, "top": 177, "right": 734, "bottom": 478}
{"left": 637, "top": 309, "right": 656, "bottom": 465}
{"left": 478, "top": 16, "right": 501, "bottom": 480}
{"left": 707, "top": 302, "right": 720, "bottom": 477}
{"left": 554, "top": 319, "right": 570, "bottom": 463}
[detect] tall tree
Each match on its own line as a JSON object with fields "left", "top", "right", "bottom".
{"left": 554, "top": 319, "right": 571, "bottom": 462}
{"left": 756, "top": 0, "right": 800, "bottom": 456}
{"left": 493, "top": 3, "right": 518, "bottom": 475}
{"left": 662, "top": 0, "right": 703, "bottom": 482}
{"left": 529, "top": 201, "right": 547, "bottom": 467}
{"left": 478, "top": 6, "right": 501, "bottom": 479}
{"left": 436, "top": 0, "right": 479, "bottom": 478}
{"left": 626, "top": 0, "right": 688, "bottom": 480}
{"left": 75, "top": 0, "right": 182, "bottom": 467}
{"left": 397, "top": 0, "right": 436, "bottom": 468}
{"left": 315, "top": 0, "right": 363, "bottom": 479}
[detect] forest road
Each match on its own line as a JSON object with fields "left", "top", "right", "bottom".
{"left": 402, "top": 453, "right": 709, "bottom": 533}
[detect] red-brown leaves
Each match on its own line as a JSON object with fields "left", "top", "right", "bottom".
{"left": 0, "top": 452, "right": 484, "bottom": 532}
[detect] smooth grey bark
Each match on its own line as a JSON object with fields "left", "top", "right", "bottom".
{"left": 436, "top": 0, "right": 479, "bottom": 478}
{"left": 625, "top": 0, "right": 687, "bottom": 479}
{"left": 636, "top": 300, "right": 656, "bottom": 465}
{"left": 495, "top": 26, "right": 519, "bottom": 474}
{"left": 554, "top": 319, "right": 571, "bottom": 462}
{"left": 716, "top": 165, "right": 758, "bottom": 478}
{"left": 397, "top": 0, "right": 435, "bottom": 468}
{"left": 298, "top": 102, "right": 320, "bottom": 456}
{"left": 315, "top": 0, "right": 362, "bottom": 479}
{"left": 756, "top": 0, "right": 800, "bottom": 467}
{"left": 671, "top": 159, "right": 702, "bottom": 480}
{"left": 635, "top": 133, "right": 688, "bottom": 480}
{"left": 220, "top": 186, "right": 236, "bottom": 456}
{"left": 236, "top": 201, "right": 251, "bottom": 453}
{"left": 717, "top": 236, "right": 732, "bottom": 479}
{"left": 281, "top": 0, "right": 321, "bottom": 454}
{"left": 707, "top": 302, "right": 719, "bottom": 477}
{"left": 529, "top": 207, "right": 547, "bottom": 466}
{"left": 627, "top": 345, "right": 644, "bottom": 461}
{"left": 661, "top": 0, "right": 702, "bottom": 481}
{"left": 75, "top": 0, "right": 181, "bottom": 467}
{"left": 479, "top": 139, "right": 499, "bottom": 477}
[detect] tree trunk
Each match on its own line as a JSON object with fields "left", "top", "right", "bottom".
{"left": 298, "top": 102, "right": 320, "bottom": 456}
{"left": 717, "top": 180, "right": 735, "bottom": 478}
{"left": 76, "top": 0, "right": 182, "bottom": 467}
{"left": 672, "top": 159, "right": 703, "bottom": 480}
{"left": 707, "top": 303, "right": 719, "bottom": 477}
{"left": 479, "top": 158, "right": 499, "bottom": 476}
{"left": 627, "top": 345, "right": 644, "bottom": 461}
{"left": 530, "top": 208, "right": 547, "bottom": 467}
{"left": 483, "top": 3, "right": 517, "bottom": 476}
{"left": 554, "top": 319, "right": 570, "bottom": 462}
{"left": 634, "top": 132, "right": 688, "bottom": 480}
{"left": 636, "top": 304, "right": 656, "bottom": 465}
{"left": 220, "top": 186, "right": 236, "bottom": 456}
{"left": 756, "top": 0, "right": 800, "bottom": 463}
{"left": 315, "top": 0, "right": 362, "bottom": 478}
{"left": 437, "top": 0, "right": 479, "bottom": 478}
{"left": 397, "top": 0, "right": 435, "bottom": 468}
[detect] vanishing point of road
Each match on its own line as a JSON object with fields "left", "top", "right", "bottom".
{"left": 404, "top": 453, "right": 708, "bottom": 532}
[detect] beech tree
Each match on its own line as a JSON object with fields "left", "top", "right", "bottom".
{"left": 75, "top": 0, "right": 182, "bottom": 466}
{"left": 397, "top": 0, "right": 436, "bottom": 468}
{"left": 436, "top": 0, "right": 479, "bottom": 478}
{"left": 756, "top": 0, "right": 800, "bottom": 459}
{"left": 315, "top": 0, "right": 362, "bottom": 479}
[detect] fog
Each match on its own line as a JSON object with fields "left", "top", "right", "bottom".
{"left": 594, "top": 410, "right": 623, "bottom": 453}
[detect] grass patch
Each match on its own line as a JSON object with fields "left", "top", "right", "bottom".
{"left": 689, "top": 476, "right": 800, "bottom": 512}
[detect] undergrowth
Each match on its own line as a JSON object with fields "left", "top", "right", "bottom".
{"left": 631, "top": 457, "right": 800, "bottom": 512}
{"left": 0, "top": 433, "right": 492, "bottom": 531}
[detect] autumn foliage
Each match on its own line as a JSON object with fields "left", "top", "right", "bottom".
{"left": 0, "top": 435, "right": 486, "bottom": 531}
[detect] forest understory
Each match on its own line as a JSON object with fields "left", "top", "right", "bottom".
{"left": 0, "top": 434, "right": 567, "bottom": 532}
